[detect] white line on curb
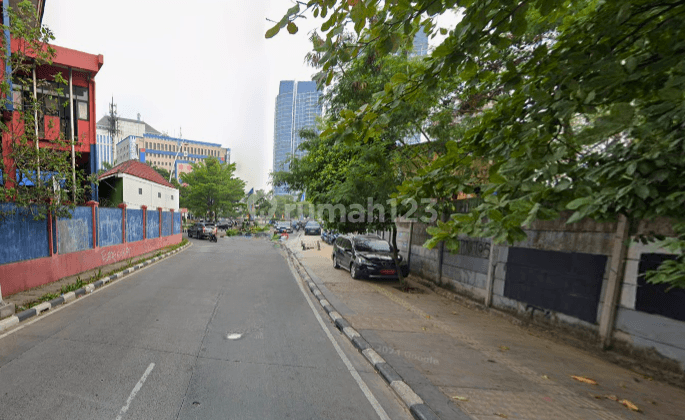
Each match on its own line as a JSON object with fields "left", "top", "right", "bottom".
{"left": 286, "top": 256, "right": 391, "bottom": 420}
{"left": 115, "top": 362, "right": 155, "bottom": 420}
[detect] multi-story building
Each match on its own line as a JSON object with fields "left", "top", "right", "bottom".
{"left": 96, "top": 114, "right": 160, "bottom": 165}
{"left": 115, "top": 135, "right": 139, "bottom": 165}
{"left": 95, "top": 131, "right": 113, "bottom": 171}
{"left": 139, "top": 133, "right": 229, "bottom": 181}
{"left": 1, "top": 0, "right": 103, "bottom": 198}
{"left": 96, "top": 115, "right": 230, "bottom": 181}
{"left": 273, "top": 80, "right": 322, "bottom": 195}
{"left": 404, "top": 31, "right": 431, "bottom": 145}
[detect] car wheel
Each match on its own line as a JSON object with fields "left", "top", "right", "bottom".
{"left": 351, "top": 263, "right": 361, "bottom": 280}
{"left": 333, "top": 255, "right": 340, "bottom": 269}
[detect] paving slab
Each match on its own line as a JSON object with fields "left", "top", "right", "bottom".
{"left": 293, "top": 239, "right": 685, "bottom": 420}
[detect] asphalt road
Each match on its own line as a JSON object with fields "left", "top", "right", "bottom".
{"left": 0, "top": 236, "right": 412, "bottom": 420}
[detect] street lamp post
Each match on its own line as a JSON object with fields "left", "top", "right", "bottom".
{"left": 170, "top": 137, "right": 188, "bottom": 183}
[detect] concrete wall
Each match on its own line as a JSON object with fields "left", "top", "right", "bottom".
{"left": 126, "top": 209, "right": 144, "bottom": 243}
{"left": 99, "top": 207, "right": 123, "bottom": 247}
{"left": 0, "top": 204, "right": 50, "bottom": 265}
{"left": 57, "top": 207, "right": 93, "bottom": 254}
{"left": 147, "top": 210, "right": 159, "bottom": 239}
{"left": 0, "top": 202, "right": 182, "bottom": 296}
{"left": 613, "top": 240, "right": 685, "bottom": 369}
{"left": 401, "top": 212, "right": 685, "bottom": 371}
{"left": 121, "top": 174, "right": 178, "bottom": 210}
{"left": 173, "top": 212, "right": 182, "bottom": 234}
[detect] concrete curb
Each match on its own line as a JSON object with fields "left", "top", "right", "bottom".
{"left": 285, "top": 247, "right": 441, "bottom": 420}
{"left": 0, "top": 242, "right": 191, "bottom": 334}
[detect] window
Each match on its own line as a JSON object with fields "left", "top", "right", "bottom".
{"left": 171, "top": 195, "right": 174, "bottom": 200}
{"left": 158, "top": 192, "right": 161, "bottom": 198}
{"left": 139, "top": 188, "right": 143, "bottom": 195}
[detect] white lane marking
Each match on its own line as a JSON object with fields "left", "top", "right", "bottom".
{"left": 227, "top": 333, "right": 242, "bottom": 340}
{"left": 115, "top": 362, "right": 155, "bottom": 420}
{"left": 287, "top": 257, "right": 391, "bottom": 420}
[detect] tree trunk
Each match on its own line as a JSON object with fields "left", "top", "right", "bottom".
{"left": 391, "top": 225, "right": 406, "bottom": 286}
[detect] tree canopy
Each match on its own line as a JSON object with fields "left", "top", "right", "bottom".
{"left": 269, "top": 1, "right": 685, "bottom": 288}
{"left": 179, "top": 158, "right": 245, "bottom": 220}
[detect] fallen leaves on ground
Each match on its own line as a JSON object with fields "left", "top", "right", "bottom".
{"left": 499, "top": 345, "right": 510, "bottom": 352}
{"left": 620, "top": 399, "right": 640, "bottom": 412}
{"left": 452, "top": 311, "right": 457, "bottom": 315}
{"left": 571, "top": 375, "right": 598, "bottom": 385}
{"left": 606, "top": 395, "right": 619, "bottom": 401}
{"left": 451, "top": 396, "right": 469, "bottom": 401}
{"left": 541, "top": 375, "right": 550, "bottom": 380}
{"left": 495, "top": 413, "right": 508, "bottom": 418}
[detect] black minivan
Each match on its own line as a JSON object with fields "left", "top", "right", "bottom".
{"left": 332, "top": 235, "right": 409, "bottom": 280}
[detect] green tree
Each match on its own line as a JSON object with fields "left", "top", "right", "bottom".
{"left": 148, "top": 163, "right": 181, "bottom": 189}
{"left": 272, "top": 48, "right": 449, "bottom": 283}
{"left": 179, "top": 157, "right": 245, "bottom": 221}
{"left": 1, "top": 1, "right": 97, "bottom": 220}
{"left": 270, "top": 0, "right": 685, "bottom": 288}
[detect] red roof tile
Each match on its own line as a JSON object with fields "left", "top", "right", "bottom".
{"left": 98, "top": 160, "right": 176, "bottom": 189}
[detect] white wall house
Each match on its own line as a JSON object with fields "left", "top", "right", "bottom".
{"left": 98, "top": 160, "right": 179, "bottom": 211}
{"left": 120, "top": 173, "right": 179, "bottom": 210}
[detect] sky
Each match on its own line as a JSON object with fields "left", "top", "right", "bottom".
{"left": 43, "top": 0, "right": 323, "bottom": 192}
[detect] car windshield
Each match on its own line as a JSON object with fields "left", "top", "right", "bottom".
{"left": 354, "top": 239, "right": 391, "bottom": 253}
{"left": 306, "top": 222, "right": 320, "bottom": 228}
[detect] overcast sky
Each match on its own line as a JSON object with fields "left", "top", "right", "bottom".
{"left": 43, "top": 0, "right": 322, "bottom": 192}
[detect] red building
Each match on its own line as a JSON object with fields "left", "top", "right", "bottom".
{"left": 1, "top": 0, "right": 103, "bottom": 197}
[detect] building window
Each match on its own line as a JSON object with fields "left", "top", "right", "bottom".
{"left": 171, "top": 195, "right": 174, "bottom": 200}
{"left": 158, "top": 192, "right": 161, "bottom": 198}
{"left": 139, "top": 188, "right": 143, "bottom": 195}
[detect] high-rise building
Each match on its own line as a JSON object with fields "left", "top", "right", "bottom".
{"left": 273, "top": 80, "right": 322, "bottom": 195}
{"left": 404, "top": 30, "right": 430, "bottom": 145}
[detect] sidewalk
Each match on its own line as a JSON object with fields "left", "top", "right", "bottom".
{"left": 289, "top": 238, "right": 685, "bottom": 420}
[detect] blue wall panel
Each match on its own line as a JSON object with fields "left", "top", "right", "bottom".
{"left": 57, "top": 206, "right": 93, "bottom": 254}
{"left": 147, "top": 210, "right": 159, "bottom": 239}
{"left": 173, "top": 212, "right": 181, "bottom": 234}
{"left": 162, "top": 212, "right": 172, "bottom": 236}
{"left": 0, "top": 203, "right": 49, "bottom": 265}
{"left": 126, "top": 209, "right": 144, "bottom": 243}
{"left": 99, "top": 208, "right": 123, "bottom": 247}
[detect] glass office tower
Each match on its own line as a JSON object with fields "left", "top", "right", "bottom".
{"left": 273, "top": 80, "right": 322, "bottom": 196}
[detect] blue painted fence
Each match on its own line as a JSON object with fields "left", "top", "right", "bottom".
{"left": 162, "top": 211, "right": 172, "bottom": 237}
{"left": 173, "top": 212, "right": 181, "bottom": 234}
{"left": 57, "top": 207, "right": 93, "bottom": 254}
{"left": 0, "top": 203, "right": 50, "bottom": 265}
{"left": 127, "top": 209, "right": 144, "bottom": 243}
{"left": 147, "top": 210, "right": 159, "bottom": 239}
{"left": 99, "top": 208, "right": 123, "bottom": 247}
{"left": 1, "top": 202, "right": 180, "bottom": 267}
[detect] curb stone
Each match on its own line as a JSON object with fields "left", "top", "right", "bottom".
{"left": 284, "top": 247, "right": 441, "bottom": 420}
{"left": 0, "top": 242, "right": 191, "bottom": 333}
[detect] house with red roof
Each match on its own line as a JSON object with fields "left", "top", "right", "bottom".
{"left": 98, "top": 160, "right": 179, "bottom": 210}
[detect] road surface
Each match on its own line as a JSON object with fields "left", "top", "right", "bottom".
{"left": 0, "top": 236, "right": 412, "bottom": 420}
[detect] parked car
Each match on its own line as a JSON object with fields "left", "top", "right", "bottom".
{"left": 332, "top": 234, "right": 409, "bottom": 280}
{"left": 304, "top": 221, "right": 321, "bottom": 236}
{"left": 291, "top": 220, "right": 300, "bottom": 231}
{"left": 188, "top": 222, "right": 217, "bottom": 240}
{"left": 327, "top": 231, "right": 340, "bottom": 244}
{"left": 275, "top": 221, "right": 292, "bottom": 233}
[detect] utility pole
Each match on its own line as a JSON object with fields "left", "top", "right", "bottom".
{"left": 108, "top": 97, "right": 120, "bottom": 166}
